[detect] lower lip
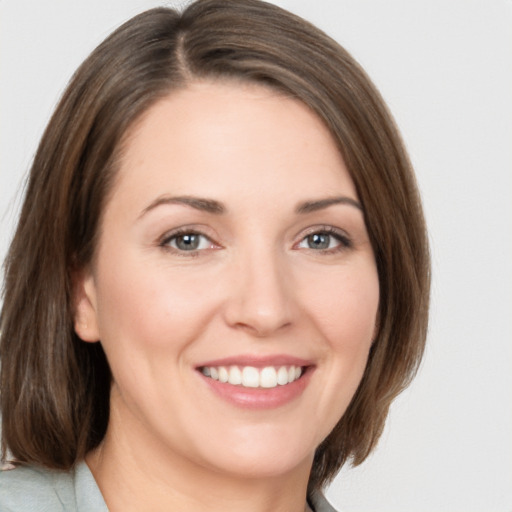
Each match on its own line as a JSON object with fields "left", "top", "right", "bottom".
{"left": 198, "top": 368, "right": 313, "bottom": 410}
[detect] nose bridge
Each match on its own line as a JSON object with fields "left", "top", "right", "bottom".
{"left": 225, "top": 235, "right": 293, "bottom": 336}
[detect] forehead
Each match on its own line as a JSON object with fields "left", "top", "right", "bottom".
{"left": 110, "top": 80, "right": 357, "bottom": 212}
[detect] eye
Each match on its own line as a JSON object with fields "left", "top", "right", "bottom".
{"left": 296, "top": 228, "right": 351, "bottom": 252}
{"left": 161, "top": 231, "right": 215, "bottom": 252}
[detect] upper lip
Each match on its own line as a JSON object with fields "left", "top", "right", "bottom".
{"left": 196, "top": 354, "right": 314, "bottom": 369}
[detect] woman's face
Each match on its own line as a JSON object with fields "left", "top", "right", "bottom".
{"left": 75, "top": 81, "right": 379, "bottom": 480}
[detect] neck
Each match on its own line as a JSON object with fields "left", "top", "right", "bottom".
{"left": 87, "top": 392, "right": 314, "bottom": 512}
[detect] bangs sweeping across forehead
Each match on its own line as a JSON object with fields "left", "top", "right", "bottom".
{"left": 0, "top": 0, "right": 429, "bottom": 494}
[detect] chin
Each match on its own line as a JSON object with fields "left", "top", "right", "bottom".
{"left": 195, "top": 428, "right": 317, "bottom": 480}
{"left": 210, "top": 451, "right": 313, "bottom": 481}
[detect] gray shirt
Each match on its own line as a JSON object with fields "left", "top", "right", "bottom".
{"left": 0, "top": 462, "right": 338, "bottom": 512}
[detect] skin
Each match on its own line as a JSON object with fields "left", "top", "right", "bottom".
{"left": 74, "top": 81, "right": 379, "bottom": 512}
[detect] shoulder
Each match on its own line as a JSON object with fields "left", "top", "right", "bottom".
{"left": 310, "top": 491, "right": 341, "bottom": 512}
{"left": 0, "top": 463, "right": 77, "bottom": 512}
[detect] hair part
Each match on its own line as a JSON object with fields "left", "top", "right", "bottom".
{"left": 1, "top": 0, "right": 429, "bottom": 493}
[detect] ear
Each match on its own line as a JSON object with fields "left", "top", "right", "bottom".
{"left": 73, "top": 269, "right": 100, "bottom": 343}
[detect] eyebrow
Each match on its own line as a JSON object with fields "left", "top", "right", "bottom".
{"left": 139, "top": 194, "right": 362, "bottom": 218}
{"left": 139, "top": 195, "right": 225, "bottom": 218}
{"left": 295, "top": 196, "right": 363, "bottom": 214}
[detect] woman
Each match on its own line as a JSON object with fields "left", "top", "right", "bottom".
{"left": 0, "top": 1, "right": 430, "bottom": 511}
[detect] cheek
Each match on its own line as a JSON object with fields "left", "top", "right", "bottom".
{"left": 92, "top": 251, "right": 221, "bottom": 358}
{"left": 303, "top": 261, "right": 379, "bottom": 350}
{"left": 301, "top": 259, "right": 379, "bottom": 411}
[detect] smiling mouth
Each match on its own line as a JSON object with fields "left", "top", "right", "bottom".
{"left": 199, "top": 365, "right": 305, "bottom": 389}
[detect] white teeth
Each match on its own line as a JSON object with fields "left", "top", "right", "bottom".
{"left": 260, "top": 367, "right": 277, "bottom": 388}
{"left": 228, "top": 365, "right": 242, "bottom": 385}
{"left": 242, "top": 367, "right": 260, "bottom": 388}
{"left": 218, "top": 366, "right": 229, "bottom": 383}
{"left": 201, "top": 365, "right": 304, "bottom": 388}
{"left": 277, "top": 366, "right": 289, "bottom": 385}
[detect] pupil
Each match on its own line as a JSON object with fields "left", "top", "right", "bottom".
{"left": 177, "top": 234, "right": 199, "bottom": 250}
{"left": 308, "top": 233, "right": 329, "bottom": 249}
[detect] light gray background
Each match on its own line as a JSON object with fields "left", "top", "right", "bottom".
{"left": 1, "top": 1, "right": 511, "bottom": 511}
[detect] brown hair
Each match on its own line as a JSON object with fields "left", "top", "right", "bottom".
{"left": 0, "top": 0, "right": 429, "bottom": 493}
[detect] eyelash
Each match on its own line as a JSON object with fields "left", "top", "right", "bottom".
{"left": 159, "top": 225, "right": 352, "bottom": 256}
{"left": 295, "top": 226, "right": 352, "bottom": 254}
{"left": 159, "top": 228, "right": 218, "bottom": 257}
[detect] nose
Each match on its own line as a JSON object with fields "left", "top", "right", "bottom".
{"left": 223, "top": 247, "right": 294, "bottom": 337}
